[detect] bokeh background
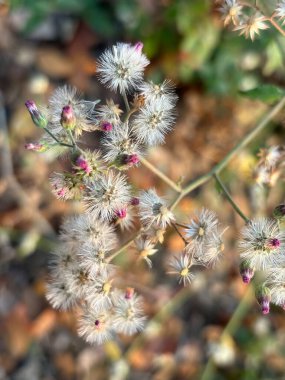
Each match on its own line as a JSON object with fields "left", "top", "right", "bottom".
{"left": 1, "top": 0, "right": 285, "bottom": 379}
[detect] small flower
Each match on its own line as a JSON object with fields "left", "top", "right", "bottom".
{"left": 48, "top": 86, "right": 98, "bottom": 138}
{"left": 168, "top": 252, "right": 195, "bottom": 286}
{"left": 133, "top": 99, "right": 176, "bottom": 146}
{"left": 73, "top": 150, "right": 104, "bottom": 177}
{"left": 25, "top": 100, "right": 48, "bottom": 128}
{"left": 234, "top": 13, "right": 269, "bottom": 41}
{"left": 184, "top": 208, "right": 219, "bottom": 256}
{"left": 86, "top": 271, "right": 114, "bottom": 312}
{"left": 135, "top": 237, "right": 158, "bottom": 267}
{"left": 265, "top": 268, "right": 285, "bottom": 309}
{"left": 50, "top": 172, "right": 81, "bottom": 200}
{"left": 275, "top": 1, "right": 285, "bottom": 24}
{"left": 113, "top": 206, "right": 135, "bottom": 231}
{"left": 255, "top": 285, "right": 271, "bottom": 315}
{"left": 24, "top": 142, "right": 47, "bottom": 152}
{"left": 239, "top": 218, "right": 285, "bottom": 270}
{"left": 84, "top": 171, "right": 131, "bottom": 221}
{"left": 97, "top": 42, "right": 149, "bottom": 94}
{"left": 139, "top": 80, "right": 178, "bottom": 109}
{"left": 78, "top": 244, "right": 114, "bottom": 274}
{"left": 139, "top": 189, "right": 175, "bottom": 229}
{"left": 112, "top": 292, "right": 146, "bottom": 335}
{"left": 60, "top": 105, "right": 76, "bottom": 130}
{"left": 218, "top": 0, "right": 243, "bottom": 26}
{"left": 60, "top": 214, "right": 117, "bottom": 250}
{"left": 239, "top": 260, "right": 255, "bottom": 284}
{"left": 96, "top": 99, "right": 123, "bottom": 128}
{"left": 78, "top": 307, "right": 113, "bottom": 345}
{"left": 46, "top": 273, "right": 78, "bottom": 311}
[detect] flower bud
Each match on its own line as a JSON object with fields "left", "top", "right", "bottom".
{"left": 134, "top": 41, "right": 143, "bottom": 52}
{"left": 101, "top": 121, "right": 113, "bottom": 132}
{"left": 273, "top": 204, "right": 285, "bottom": 220}
{"left": 25, "top": 100, "right": 47, "bottom": 128}
{"left": 115, "top": 208, "right": 127, "bottom": 219}
{"left": 124, "top": 154, "right": 139, "bottom": 166}
{"left": 125, "top": 287, "right": 134, "bottom": 300}
{"left": 130, "top": 197, "right": 140, "bottom": 206}
{"left": 60, "top": 105, "right": 76, "bottom": 130}
{"left": 239, "top": 260, "right": 255, "bottom": 284}
{"left": 76, "top": 156, "right": 91, "bottom": 174}
{"left": 24, "top": 142, "right": 46, "bottom": 152}
{"left": 256, "top": 285, "right": 271, "bottom": 315}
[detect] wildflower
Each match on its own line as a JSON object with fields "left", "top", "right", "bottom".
{"left": 78, "top": 307, "right": 113, "bottom": 345}
{"left": 265, "top": 268, "right": 285, "bottom": 309}
{"left": 60, "top": 214, "right": 117, "bottom": 250}
{"left": 66, "top": 267, "right": 91, "bottom": 298}
{"left": 46, "top": 274, "right": 78, "bottom": 310}
{"left": 113, "top": 206, "right": 135, "bottom": 231}
{"left": 24, "top": 142, "right": 47, "bottom": 152}
{"left": 168, "top": 252, "right": 195, "bottom": 286}
{"left": 239, "top": 218, "right": 285, "bottom": 270}
{"left": 102, "top": 123, "right": 143, "bottom": 168}
{"left": 218, "top": 0, "right": 243, "bottom": 26}
{"left": 73, "top": 150, "right": 104, "bottom": 177}
{"left": 130, "top": 197, "right": 140, "bottom": 206}
{"left": 234, "top": 13, "right": 269, "bottom": 41}
{"left": 78, "top": 244, "right": 114, "bottom": 274}
{"left": 184, "top": 208, "right": 219, "bottom": 255}
{"left": 239, "top": 260, "right": 255, "bottom": 284}
{"left": 25, "top": 100, "right": 48, "bottom": 128}
{"left": 96, "top": 99, "right": 123, "bottom": 128}
{"left": 275, "top": 1, "right": 285, "bottom": 24}
{"left": 48, "top": 86, "right": 98, "bottom": 138}
{"left": 133, "top": 99, "right": 176, "bottom": 146}
{"left": 97, "top": 42, "right": 149, "bottom": 94}
{"left": 50, "top": 172, "right": 81, "bottom": 200}
{"left": 255, "top": 285, "right": 271, "bottom": 315}
{"left": 84, "top": 171, "right": 131, "bottom": 221}
{"left": 60, "top": 105, "right": 76, "bottom": 130}
{"left": 135, "top": 237, "right": 158, "bottom": 267}
{"left": 112, "top": 292, "right": 146, "bottom": 335}
{"left": 86, "top": 271, "right": 114, "bottom": 312}
{"left": 139, "top": 189, "right": 175, "bottom": 229}
{"left": 139, "top": 80, "right": 178, "bottom": 108}
{"left": 201, "top": 228, "right": 227, "bottom": 267}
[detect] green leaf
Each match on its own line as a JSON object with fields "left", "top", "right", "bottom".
{"left": 239, "top": 84, "right": 285, "bottom": 103}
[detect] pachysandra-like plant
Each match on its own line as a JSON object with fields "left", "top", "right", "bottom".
{"left": 25, "top": 36, "right": 285, "bottom": 348}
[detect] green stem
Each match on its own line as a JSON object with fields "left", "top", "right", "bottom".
{"left": 214, "top": 173, "right": 250, "bottom": 223}
{"left": 122, "top": 90, "right": 130, "bottom": 112}
{"left": 43, "top": 127, "right": 73, "bottom": 148}
{"left": 200, "top": 285, "right": 254, "bottom": 380}
{"left": 140, "top": 156, "right": 182, "bottom": 193}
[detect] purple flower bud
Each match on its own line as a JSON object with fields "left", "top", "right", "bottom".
{"left": 239, "top": 261, "right": 255, "bottom": 284}
{"left": 130, "top": 197, "right": 140, "bottom": 206}
{"left": 124, "top": 154, "right": 139, "bottom": 166}
{"left": 267, "top": 238, "right": 280, "bottom": 250}
{"left": 94, "top": 319, "right": 100, "bottom": 327}
{"left": 60, "top": 105, "right": 76, "bottom": 130}
{"left": 115, "top": 208, "right": 127, "bottom": 219}
{"left": 134, "top": 42, "right": 143, "bottom": 52}
{"left": 101, "top": 121, "right": 113, "bottom": 132}
{"left": 125, "top": 287, "right": 134, "bottom": 300}
{"left": 76, "top": 156, "right": 91, "bottom": 174}
{"left": 24, "top": 142, "right": 45, "bottom": 152}
{"left": 256, "top": 285, "right": 271, "bottom": 315}
{"left": 25, "top": 100, "right": 47, "bottom": 128}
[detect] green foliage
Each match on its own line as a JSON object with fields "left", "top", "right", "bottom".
{"left": 240, "top": 84, "right": 285, "bottom": 103}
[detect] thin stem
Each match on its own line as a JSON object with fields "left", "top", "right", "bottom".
{"left": 175, "top": 222, "right": 189, "bottom": 229}
{"left": 200, "top": 285, "right": 254, "bottom": 380}
{"left": 171, "top": 222, "right": 188, "bottom": 244}
{"left": 171, "top": 96, "right": 285, "bottom": 210}
{"left": 122, "top": 90, "right": 130, "bottom": 112}
{"left": 107, "top": 233, "right": 140, "bottom": 263}
{"left": 269, "top": 17, "right": 285, "bottom": 37}
{"left": 67, "top": 129, "right": 76, "bottom": 148}
{"left": 43, "top": 127, "right": 73, "bottom": 148}
{"left": 214, "top": 173, "right": 250, "bottom": 223}
{"left": 140, "top": 156, "right": 182, "bottom": 193}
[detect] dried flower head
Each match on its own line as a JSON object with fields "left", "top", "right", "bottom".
{"left": 97, "top": 42, "right": 149, "bottom": 94}
{"left": 168, "top": 252, "right": 195, "bottom": 286}
{"left": 139, "top": 80, "right": 177, "bottom": 108}
{"left": 218, "top": 0, "right": 243, "bottom": 26}
{"left": 135, "top": 237, "right": 158, "bottom": 267}
{"left": 78, "top": 307, "right": 113, "bottom": 345}
{"left": 234, "top": 13, "right": 269, "bottom": 41}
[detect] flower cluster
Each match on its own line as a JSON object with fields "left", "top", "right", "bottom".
{"left": 253, "top": 146, "right": 285, "bottom": 187}
{"left": 239, "top": 215, "right": 285, "bottom": 314}
{"left": 217, "top": 0, "right": 285, "bottom": 41}
{"left": 25, "top": 42, "right": 182, "bottom": 345}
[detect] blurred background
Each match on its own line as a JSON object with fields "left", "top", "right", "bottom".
{"left": 1, "top": 0, "right": 285, "bottom": 379}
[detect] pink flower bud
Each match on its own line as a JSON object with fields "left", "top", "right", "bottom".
{"left": 125, "top": 154, "right": 139, "bottom": 166}
{"left": 76, "top": 156, "right": 91, "bottom": 174}
{"left": 24, "top": 142, "right": 45, "bottom": 152}
{"left": 61, "top": 105, "right": 76, "bottom": 130}
{"left": 130, "top": 197, "right": 140, "bottom": 206}
{"left": 125, "top": 287, "right": 134, "bottom": 300}
{"left": 25, "top": 100, "right": 47, "bottom": 128}
{"left": 256, "top": 285, "right": 271, "bottom": 315}
{"left": 101, "top": 121, "right": 113, "bottom": 132}
{"left": 267, "top": 238, "right": 280, "bottom": 249}
{"left": 115, "top": 208, "right": 127, "bottom": 219}
{"left": 240, "top": 261, "right": 255, "bottom": 284}
{"left": 134, "top": 42, "right": 143, "bottom": 52}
